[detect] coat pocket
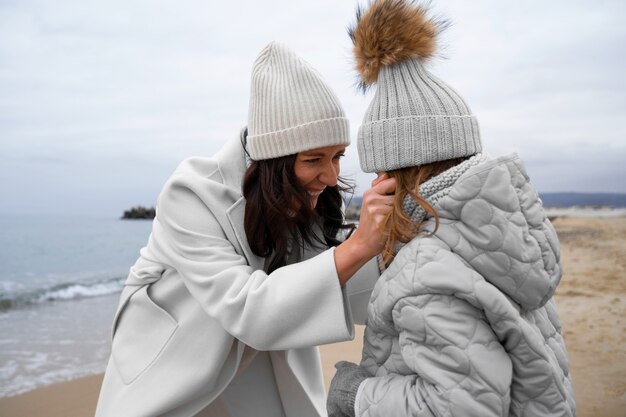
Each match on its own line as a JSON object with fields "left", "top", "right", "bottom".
{"left": 111, "top": 285, "right": 178, "bottom": 384}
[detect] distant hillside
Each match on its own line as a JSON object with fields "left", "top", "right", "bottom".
{"left": 539, "top": 193, "right": 626, "bottom": 208}
{"left": 344, "top": 193, "right": 626, "bottom": 217}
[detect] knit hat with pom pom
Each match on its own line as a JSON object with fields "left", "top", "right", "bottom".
{"left": 350, "top": 0, "right": 482, "bottom": 173}
{"left": 247, "top": 42, "right": 350, "bottom": 160}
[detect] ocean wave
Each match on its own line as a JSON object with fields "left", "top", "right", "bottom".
{"left": 0, "top": 276, "right": 125, "bottom": 312}
{"left": 0, "top": 358, "right": 107, "bottom": 398}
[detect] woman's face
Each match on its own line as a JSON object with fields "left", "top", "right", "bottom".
{"left": 294, "top": 144, "right": 346, "bottom": 208}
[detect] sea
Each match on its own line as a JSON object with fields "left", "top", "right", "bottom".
{"left": 0, "top": 213, "right": 153, "bottom": 398}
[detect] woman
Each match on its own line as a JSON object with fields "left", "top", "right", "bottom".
{"left": 327, "top": 1, "right": 576, "bottom": 416}
{"left": 95, "top": 42, "right": 395, "bottom": 417}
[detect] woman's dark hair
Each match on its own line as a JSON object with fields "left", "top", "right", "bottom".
{"left": 242, "top": 153, "right": 354, "bottom": 273}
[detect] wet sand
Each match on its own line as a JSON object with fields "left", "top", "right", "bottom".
{"left": 1, "top": 216, "right": 624, "bottom": 416}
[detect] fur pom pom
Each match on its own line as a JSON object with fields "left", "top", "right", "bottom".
{"left": 349, "top": 0, "right": 445, "bottom": 89}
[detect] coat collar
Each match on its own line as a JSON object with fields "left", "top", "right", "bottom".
{"left": 216, "top": 128, "right": 265, "bottom": 272}
{"left": 213, "top": 126, "right": 250, "bottom": 192}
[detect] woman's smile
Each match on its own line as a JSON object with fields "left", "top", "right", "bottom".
{"left": 295, "top": 145, "right": 345, "bottom": 208}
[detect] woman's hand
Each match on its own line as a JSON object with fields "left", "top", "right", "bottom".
{"left": 334, "top": 174, "right": 396, "bottom": 286}
{"left": 352, "top": 173, "right": 396, "bottom": 256}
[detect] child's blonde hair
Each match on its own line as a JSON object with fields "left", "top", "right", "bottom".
{"left": 380, "top": 157, "right": 467, "bottom": 267}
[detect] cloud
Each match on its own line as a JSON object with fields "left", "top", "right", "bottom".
{"left": 1, "top": 0, "right": 625, "bottom": 215}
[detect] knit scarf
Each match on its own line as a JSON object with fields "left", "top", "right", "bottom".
{"left": 401, "top": 153, "right": 490, "bottom": 224}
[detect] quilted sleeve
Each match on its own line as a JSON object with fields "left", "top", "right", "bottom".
{"left": 356, "top": 294, "right": 512, "bottom": 417}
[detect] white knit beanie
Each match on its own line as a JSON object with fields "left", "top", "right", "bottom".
{"left": 246, "top": 42, "right": 351, "bottom": 161}
{"left": 350, "top": 0, "right": 482, "bottom": 173}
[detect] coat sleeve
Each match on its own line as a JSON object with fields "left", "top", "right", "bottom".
{"left": 355, "top": 294, "right": 512, "bottom": 417}
{"left": 138, "top": 172, "right": 356, "bottom": 351}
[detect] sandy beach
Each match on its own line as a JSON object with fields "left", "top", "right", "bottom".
{"left": 1, "top": 216, "right": 624, "bottom": 416}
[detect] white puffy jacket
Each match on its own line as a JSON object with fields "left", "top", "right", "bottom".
{"left": 356, "top": 154, "right": 576, "bottom": 417}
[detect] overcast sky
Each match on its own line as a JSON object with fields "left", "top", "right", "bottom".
{"left": 1, "top": 0, "right": 625, "bottom": 216}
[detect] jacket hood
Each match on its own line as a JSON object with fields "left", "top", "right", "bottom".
{"left": 432, "top": 154, "right": 562, "bottom": 310}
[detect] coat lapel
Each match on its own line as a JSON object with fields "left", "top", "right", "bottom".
{"left": 270, "top": 350, "right": 325, "bottom": 417}
{"left": 226, "top": 197, "right": 264, "bottom": 272}
{"left": 218, "top": 129, "right": 265, "bottom": 273}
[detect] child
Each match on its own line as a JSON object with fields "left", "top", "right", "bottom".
{"left": 326, "top": 1, "right": 576, "bottom": 416}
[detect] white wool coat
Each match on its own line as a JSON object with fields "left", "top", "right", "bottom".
{"left": 95, "top": 131, "right": 378, "bottom": 417}
{"left": 355, "top": 155, "right": 576, "bottom": 417}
